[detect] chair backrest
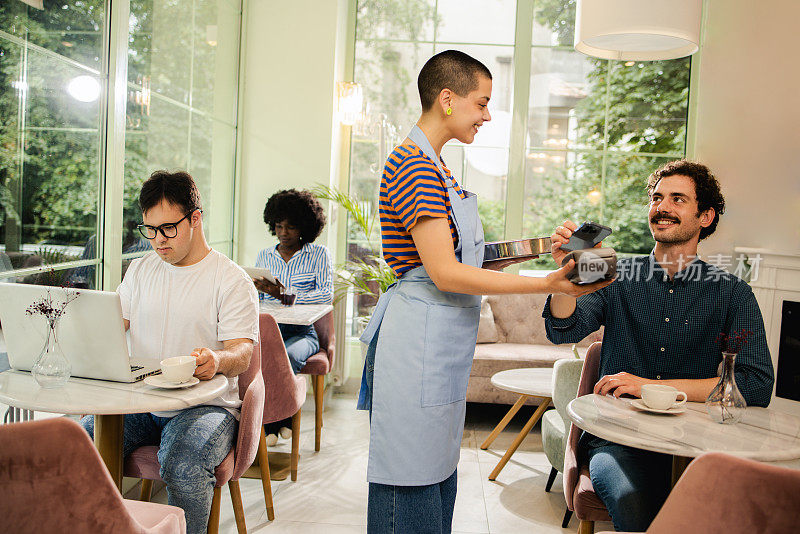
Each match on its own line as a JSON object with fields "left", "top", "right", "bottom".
{"left": 648, "top": 452, "right": 800, "bottom": 533}
{"left": 312, "top": 310, "right": 335, "bottom": 367}
{"left": 237, "top": 337, "right": 261, "bottom": 401}
{"left": 563, "top": 341, "right": 602, "bottom": 512}
{"left": 551, "top": 358, "right": 584, "bottom": 422}
{"left": 259, "top": 313, "right": 307, "bottom": 423}
{"left": 232, "top": 370, "right": 265, "bottom": 481}
{"left": 0, "top": 418, "right": 180, "bottom": 534}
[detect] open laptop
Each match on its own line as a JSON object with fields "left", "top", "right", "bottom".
{"left": 0, "top": 283, "right": 160, "bottom": 382}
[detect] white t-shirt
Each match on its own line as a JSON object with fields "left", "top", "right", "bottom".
{"left": 118, "top": 249, "right": 259, "bottom": 418}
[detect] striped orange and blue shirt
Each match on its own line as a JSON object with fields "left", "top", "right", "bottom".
{"left": 379, "top": 140, "right": 466, "bottom": 276}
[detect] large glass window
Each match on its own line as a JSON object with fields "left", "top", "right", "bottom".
{"left": 522, "top": 0, "right": 689, "bottom": 269}
{"left": 123, "top": 0, "right": 241, "bottom": 265}
{"left": 0, "top": 1, "right": 106, "bottom": 287}
{"left": 0, "top": 1, "right": 241, "bottom": 290}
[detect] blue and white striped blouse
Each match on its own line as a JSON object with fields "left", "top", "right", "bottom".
{"left": 254, "top": 242, "right": 333, "bottom": 304}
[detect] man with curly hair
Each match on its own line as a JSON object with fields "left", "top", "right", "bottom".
{"left": 543, "top": 160, "right": 774, "bottom": 532}
{"left": 254, "top": 189, "right": 332, "bottom": 444}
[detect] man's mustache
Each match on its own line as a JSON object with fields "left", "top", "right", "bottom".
{"left": 650, "top": 212, "right": 680, "bottom": 224}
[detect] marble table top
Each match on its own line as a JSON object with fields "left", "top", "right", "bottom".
{"left": 568, "top": 394, "right": 800, "bottom": 461}
{"left": 259, "top": 302, "right": 333, "bottom": 325}
{"left": 0, "top": 370, "right": 228, "bottom": 415}
{"left": 490, "top": 367, "right": 554, "bottom": 398}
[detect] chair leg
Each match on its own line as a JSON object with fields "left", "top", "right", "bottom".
{"left": 314, "top": 374, "right": 324, "bottom": 452}
{"left": 139, "top": 478, "right": 153, "bottom": 501}
{"left": 578, "top": 519, "right": 594, "bottom": 534}
{"left": 257, "top": 427, "right": 275, "bottom": 521}
{"left": 207, "top": 486, "right": 221, "bottom": 534}
{"left": 291, "top": 409, "right": 301, "bottom": 481}
{"left": 228, "top": 480, "right": 247, "bottom": 534}
{"left": 562, "top": 508, "right": 573, "bottom": 528}
{"left": 545, "top": 467, "right": 558, "bottom": 492}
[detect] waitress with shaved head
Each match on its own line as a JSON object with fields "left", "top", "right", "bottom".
{"left": 357, "top": 50, "right": 612, "bottom": 533}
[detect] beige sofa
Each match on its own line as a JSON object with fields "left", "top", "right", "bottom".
{"left": 467, "top": 293, "right": 602, "bottom": 405}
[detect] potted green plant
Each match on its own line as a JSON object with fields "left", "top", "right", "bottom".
{"left": 311, "top": 184, "right": 396, "bottom": 329}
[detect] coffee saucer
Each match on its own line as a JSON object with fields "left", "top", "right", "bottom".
{"left": 144, "top": 375, "right": 200, "bottom": 389}
{"left": 630, "top": 398, "right": 686, "bottom": 414}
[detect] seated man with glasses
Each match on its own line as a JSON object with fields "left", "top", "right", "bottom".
{"left": 80, "top": 170, "right": 259, "bottom": 534}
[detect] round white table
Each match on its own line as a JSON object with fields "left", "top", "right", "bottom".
{"left": 0, "top": 370, "right": 228, "bottom": 490}
{"left": 480, "top": 367, "right": 554, "bottom": 480}
{"left": 568, "top": 393, "right": 800, "bottom": 483}
{"left": 259, "top": 303, "right": 333, "bottom": 326}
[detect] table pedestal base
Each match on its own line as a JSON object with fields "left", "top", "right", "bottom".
{"left": 94, "top": 414, "right": 124, "bottom": 491}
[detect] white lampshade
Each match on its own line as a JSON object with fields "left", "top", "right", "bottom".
{"left": 575, "top": 0, "right": 701, "bottom": 61}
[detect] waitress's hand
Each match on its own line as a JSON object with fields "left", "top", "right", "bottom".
{"left": 482, "top": 255, "right": 539, "bottom": 271}
{"left": 545, "top": 259, "right": 615, "bottom": 297}
{"left": 253, "top": 277, "right": 282, "bottom": 299}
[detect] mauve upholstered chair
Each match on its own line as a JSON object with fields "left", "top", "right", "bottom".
{"left": 299, "top": 310, "right": 334, "bottom": 451}
{"left": 597, "top": 452, "right": 800, "bottom": 534}
{"left": 0, "top": 417, "right": 186, "bottom": 534}
{"left": 257, "top": 313, "right": 306, "bottom": 481}
{"left": 563, "top": 341, "right": 612, "bottom": 534}
{"left": 542, "top": 357, "right": 584, "bottom": 528}
{"left": 125, "top": 340, "right": 266, "bottom": 533}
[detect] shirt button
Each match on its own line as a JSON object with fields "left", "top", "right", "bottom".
{"left": 665, "top": 317, "right": 670, "bottom": 322}
{"left": 663, "top": 276, "right": 669, "bottom": 282}
{"left": 656, "top": 375, "right": 661, "bottom": 379}
{"left": 660, "top": 347, "right": 665, "bottom": 352}
{"left": 669, "top": 289, "right": 674, "bottom": 294}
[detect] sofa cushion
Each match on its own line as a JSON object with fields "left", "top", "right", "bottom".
{"left": 477, "top": 297, "right": 500, "bottom": 343}
{"left": 487, "top": 293, "right": 603, "bottom": 347}
{"left": 471, "top": 343, "right": 587, "bottom": 377}
{"left": 486, "top": 294, "right": 548, "bottom": 344}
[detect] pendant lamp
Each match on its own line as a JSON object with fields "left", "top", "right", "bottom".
{"left": 575, "top": 0, "right": 701, "bottom": 61}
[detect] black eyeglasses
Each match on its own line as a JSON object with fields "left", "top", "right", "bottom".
{"left": 137, "top": 209, "right": 201, "bottom": 240}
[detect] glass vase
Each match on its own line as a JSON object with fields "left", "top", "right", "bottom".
{"left": 705, "top": 351, "right": 747, "bottom": 424}
{"left": 31, "top": 320, "right": 71, "bottom": 388}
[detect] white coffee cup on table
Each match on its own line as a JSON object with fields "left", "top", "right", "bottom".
{"left": 640, "top": 384, "right": 687, "bottom": 410}
{"left": 160, "top": 356, "right": 197, "bottom": 383}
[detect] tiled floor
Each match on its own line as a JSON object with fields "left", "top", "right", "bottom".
{"left": 125, "top": 394, "right": 613, "bottom": 533}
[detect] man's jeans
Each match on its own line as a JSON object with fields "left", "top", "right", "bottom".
{"left": 279, "top": 323, "right": 319, "bottom": 374}
{"left": 81, "top": 406, "right": 236, "bottom": 534}
{"left": 367, "top": 468, "right": 458, "bottom": 534}
{"left": 587, "top": 443, "right": 672, "bottom": 532}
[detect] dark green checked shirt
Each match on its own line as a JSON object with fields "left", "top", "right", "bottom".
{"left": 543, "top": 254, "right": 774, "bottom": 407}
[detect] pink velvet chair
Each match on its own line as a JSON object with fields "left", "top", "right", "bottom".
{"left": 256, "top": 313, "right": 306, "bottom": 481}
{"left": 0, "top": 417, "right": 186, "bottom": 534}
{"left": 125, "top": 341, "right": 265, "bottom": 534}
{"left": 564, "top": 341, "right": 612, "bottom": 534}
{"left": 598, "top": 452, "right": 800, "bottom": 534}
{"left": 299, "top": 310, "right": 334, "bottom": 451}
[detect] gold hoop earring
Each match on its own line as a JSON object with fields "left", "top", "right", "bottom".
{"left": 446, "top": 107, "right": 452, "bottom": 116}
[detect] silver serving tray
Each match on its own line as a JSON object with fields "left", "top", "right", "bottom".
{"left": 483, "top": 237, "right": 552, "bottom": 262}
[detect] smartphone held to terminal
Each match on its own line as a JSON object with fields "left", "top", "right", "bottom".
{"left": 560, "top": 221, "right": 612, "bottom": 252}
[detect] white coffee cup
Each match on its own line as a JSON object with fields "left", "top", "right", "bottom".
{"left": 640, "top": 384, "right": 687, "bottom": 410}
{"left": 160, "top": 356, "right": 197, "bottom": 384}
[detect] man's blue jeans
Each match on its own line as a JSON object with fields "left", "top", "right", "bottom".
{"left": 367, "top": 468, "right": 458, "bottom": 534}
{"left": 279, "top": 323, "right": 319, "bottom": 374}
{"left": 81, "top": 406, "right": 236, "bottom": 534}
{"left": 587, "top": 443, "right": 672, "bottom": 532}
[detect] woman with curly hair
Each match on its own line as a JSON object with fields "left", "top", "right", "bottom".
{"left": 254, "top": 189, "right": 333, "bottom": 444}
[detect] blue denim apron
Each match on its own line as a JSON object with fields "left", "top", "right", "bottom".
{"left": 357, "top": 125, "right": 484, "bottom": 485}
